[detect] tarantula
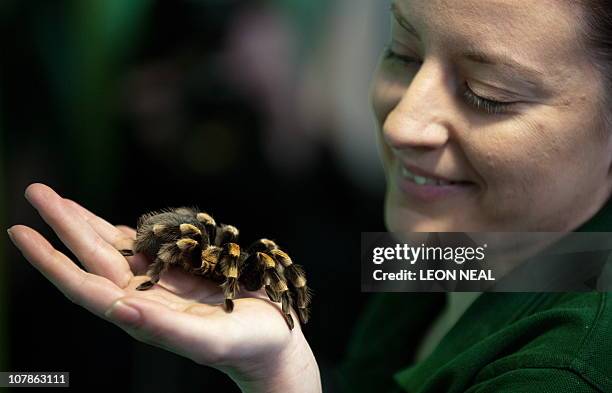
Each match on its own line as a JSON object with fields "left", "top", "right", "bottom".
{"left": 118, "top": 207, "right": 311, "bottom": 329}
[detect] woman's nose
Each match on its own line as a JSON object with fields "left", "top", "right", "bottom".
{"left": 382, "top": 61, "right": 453, "bottom": 151}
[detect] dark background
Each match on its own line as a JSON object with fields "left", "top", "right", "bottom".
{"left": 1, "top": 1, "right": 391, "bottom": 391}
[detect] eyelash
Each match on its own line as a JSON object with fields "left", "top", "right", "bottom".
{"left": 462, "top": 87, "right": 512, "bottom": 115}
{"left": 383, "top": 47, "right": 514, "bottom": 115}
{"left": 383, "top": 47, "right": 421, "bottom": 65}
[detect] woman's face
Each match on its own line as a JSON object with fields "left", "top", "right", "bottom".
{"left": 373, "top": 0, "right": 612, "bottom": 232}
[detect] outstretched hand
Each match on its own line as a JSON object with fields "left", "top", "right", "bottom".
{"left": 7, "top": 183, "right": 321, "bottom": 393}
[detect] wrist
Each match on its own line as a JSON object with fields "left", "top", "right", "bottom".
{"left": 222, "top": 331, "right": 322, "bottom": 393}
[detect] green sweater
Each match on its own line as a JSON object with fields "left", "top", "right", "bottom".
{"left": 335, "top": 292, "right": 612, "bottom": 392}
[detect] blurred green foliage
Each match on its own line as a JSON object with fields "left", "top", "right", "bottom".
{"left": 0, "top": 90, "right": 6, "bottom": 378}
{"left": 0, "top": 0, "right": 154, "bottom": 374}
{"left": 34, "top": 0, "right": 153, "bottom": 202}
{"left": 273, "top": 0, "right": 334, "bottom": 52}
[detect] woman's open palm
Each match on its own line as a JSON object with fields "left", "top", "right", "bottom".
{"left": 7, "top": 184, "right": 307, "bottom": 381}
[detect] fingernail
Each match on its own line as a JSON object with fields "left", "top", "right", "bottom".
{"left": 7, "top": 227, "right": 15, "bottom": 242}
{"left": 105, "top": 300, "right": 141, "bottom": 325}
{"left": 24, "top": 188, "right": 32, "bottom": 203}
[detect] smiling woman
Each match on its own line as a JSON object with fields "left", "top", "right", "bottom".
{"left": 337, "top": 0, "right": 612, "bottom": 392}
{"left": 375, "top": 0, "right": 612, "bottom": 233}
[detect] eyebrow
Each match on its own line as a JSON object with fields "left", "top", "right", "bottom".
{"left": 462, "top": 49, "right": 544, "bottom": 85}
{"left": 390, "top": 2, "right": 420, "bottom": 39}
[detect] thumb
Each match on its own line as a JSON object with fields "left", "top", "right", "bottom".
{"left": 104, "top": 297, "right": 226, "bottom": 364}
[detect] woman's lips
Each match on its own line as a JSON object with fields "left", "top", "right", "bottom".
{"left": 396, "top": 163, "right": 476, "bottom": 202}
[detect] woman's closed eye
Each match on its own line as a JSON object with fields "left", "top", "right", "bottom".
{"left": 462, "top": 83, "right": 518, "bottom": 115}
{"left": 383, "top": 47, "right": 520, "bottom": 115}
{"left": 383, "top": 46, "right": 421, "bottom": 65}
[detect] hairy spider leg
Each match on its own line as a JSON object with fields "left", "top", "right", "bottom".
{"left": 215, "top": 224, "right": 239, "bottom": 247}
{"left": 177, "top": 223, "right": 211, "bottom": 272}
{"left": 218, "top": 242, "right": 241, "bottom": 312}
{"left": 270, "top": 249, "right": 311, "bottom": 324}
{"left": 196, "top": 212, "right": 217, "bottom": 247}
{"left": 246, "top": 238, "right": 278, "bottom": 254}
{"left": 238, "top": 252, "right": 264, "bottom": 291}
{"left": 176, "top": 238, "right": 201, "bottom": 272}
{"left": 135, "top": 256, "right": 164, "bottom": 290}
{"left": 246, "top": 239, "right": 310, "bottom": 325}
{"left": 135, "top": 241, "right": 183, "bottom": 290}
{"left": 200, "top": 245, "right": 222, "bottom": 276}
{"left": 257, "top": 252, "right": 295, "bottom": 330}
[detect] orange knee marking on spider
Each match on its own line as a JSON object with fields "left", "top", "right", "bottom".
{"left": 176, "top": 238, "right": 198, "bottom": 251}
{"left": 202, "top": 245, "right": 221, "bottom": 265}
{"left": 153, "top": 224, "right": 166, "bottom": 236}
{"left": 180, "top": 223, "right": 201, "bottom": 236}
{"left": 258, "top": 252, "right": 276, "bottom": 268}
{"left": 294, "top": 276, "right": 307, "bottom": 288}
{"left": 196, "top": 212, "right": 215, "bottom": 226}
{"left": 275, "top": 281, "right": 288, "bottom": 292}
{"left": 261, "top": 239, "right": 277, "bottom": 249}
{"left": 227, "top": 266, "right": 238, "bottom": 278}
{"left": 270, "top": 249, "right": 292, "bottom": 266}
{"left": 227, "top": 243, "right": 240, "bottom": 258}
{"left": 224, "top": 225, "right": 239, "bottom": 237}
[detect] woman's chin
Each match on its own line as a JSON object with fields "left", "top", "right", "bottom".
{"left": 385, "top": 210, "right": 462, "bottom": 232}
{"left": 384, "top": 198, "right": 477, "bottom": 232}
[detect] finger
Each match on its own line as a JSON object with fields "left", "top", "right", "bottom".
{"left": 105, "top": 296, "right": 227, "bottom": 365}
{"left": 64, "top": 199, "right": 135, "bottom": 252}
{"left": 7, "top": 225, "right": 125, "bottom": 318}
{"left": 116, "top": 225, "right": 136, "bottom": 238}
{"left": 64, "top": 199, "right": 148, "bottom": 275}
{"left": 25, "top": 183, "right": 132, "bottom": 288}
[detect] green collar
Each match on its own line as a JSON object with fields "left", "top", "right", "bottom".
{"left": 576, "top": 198, "right": 612, "bottom": 232}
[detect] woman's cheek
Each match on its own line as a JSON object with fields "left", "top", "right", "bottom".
{"left": 469, "top": 113, "right": 594, "bottom": 229}
{"left": 465, "top": 123, "right": 561, "bottom": 224}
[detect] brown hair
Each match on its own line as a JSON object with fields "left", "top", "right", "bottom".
{"left": 579, "top": 0, "right": 612, "bottom": 127}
